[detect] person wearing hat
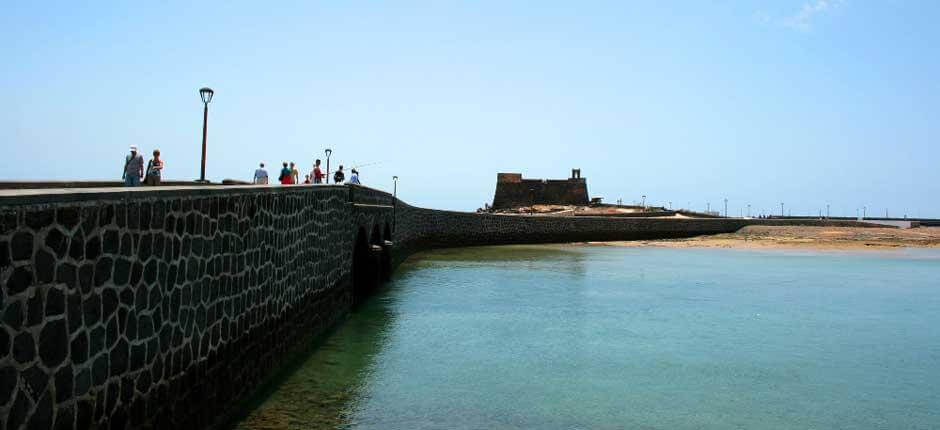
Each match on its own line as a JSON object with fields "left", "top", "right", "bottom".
{"left": 348, "top": 168, "right": 361, "bottom": 185}
{"left": 123, "top": 145, "right": 145, "bottom": 186}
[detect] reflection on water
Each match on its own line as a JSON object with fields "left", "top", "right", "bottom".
{"left": 234, "top": 246, "right": 940, "bottom": 429}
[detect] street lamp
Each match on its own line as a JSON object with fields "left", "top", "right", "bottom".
{"left": 198, "top": 87, "right": 214, "bottom": 183}
{"left": 324, "top": 148, "right": 332, "bottom": 184}
{"left": 781, "top": 202, "right": 784, "bottom": 217}
{"left": 724, "top": 198, "right": 728, "bottom": 217}
{"left": 747, "top": 204, "right": 751, "bottom": 217}
{"left": 392, "top": 176, "right": 398, "bottom": 233}
{"left": 641, "top": 195, "right": 646, "bottom": 209}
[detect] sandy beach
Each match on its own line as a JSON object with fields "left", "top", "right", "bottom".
{"left": 589, "top": 225, "right": 940, "bottom": 250}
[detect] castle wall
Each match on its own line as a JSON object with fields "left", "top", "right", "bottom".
{"left": 491, "top": 174, "right": 589, "bottom": 209}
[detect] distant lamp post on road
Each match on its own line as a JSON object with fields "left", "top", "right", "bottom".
{"left": 780, "top": 202, "right": 785, "bottom": 217}
{"left": 198, "top": 87, "right": 215, "bottom": 183}
{"left": 641, "top": 195, "right": 646, "bottom": 209}
{"left": 826, "top": 204, "right": 830, "bottom": 219}
{"left": 392, "top": 176, "right": 399, "bottom": 233}
{"left": 324, "top": 148, "right": 332, "bottom": 184}
{"left": 863, "top": 206, "right": 867, "bottom": 219}
{"left": 747, "top": 204, "right": 751, "bottom": 217}
{"left": 724, "top": 198, "right": 728, "bottom": 217}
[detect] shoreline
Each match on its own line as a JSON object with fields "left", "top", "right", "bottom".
{"left": 581, "top": 225, "right": 940, "bottom": 250}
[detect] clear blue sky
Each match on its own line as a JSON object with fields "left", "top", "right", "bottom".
{"left": 2, "top": 1, "right": 937, "bottom": 217}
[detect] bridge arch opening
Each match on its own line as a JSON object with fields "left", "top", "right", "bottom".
{"left": 352, "top": 227, "right": 374, "bottom": 305}
{"left": 381, "top": 221, "right": 392, "bottom": 281}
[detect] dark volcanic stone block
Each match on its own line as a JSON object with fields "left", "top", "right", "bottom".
{"left": 0, "top": 366, "right": 15, "bottom": 406}
{"left": 85, "top": 235, "right": 102, "bottom": 260}
{"left": 29, "top": 390, "right": 53, "bottom": 430}
{"left": 82, "top": 295, "right": 101, "bottom": 326}
{"left": 11, "top": 231, "right": 33, "bottom": 261}
{"left": 102, "top": 288, "right": 119, "bottom": 319}
{"left": 7, "top": 266, "right": 34, "bottom": 295}
{"left": 110, "top": 339, "right": 129, "bottom": 376}
{"left": 26, "top": 209, "right": 55, "bottom": 230}
{"left": 120, "top": 233, "right": 133, "bottom": 256}
{"left": 75, "top": 369, "right": 91, "bottom": 396}
{"left": 56, "top": 262, "right": 77, "bottom": 290}
{"left": 54, "top": 404, "right": 75, "bottom": 430}
{"left": 102, "top": 230, "right": 119, "bottom": 255}
{"left": 26, "top": 291, "right": 43, "bottom": 327}
{"left": 13, "top": 331, "right": 35, "bottom": 365}
{"left": 0, "top": 327, "right": 8, "bottom": 357}
{"left": 94, "top": 256, "right": 113, "bottom": 287}
{"left": 0, "top": 240, "right": 9, "bottom": 268}
{"left": 78, "top": 263, "right": 94, "bottom": 294}
{"left": 89, "top": 326, "right": 105, "bottom": 358}
{"left": 45, "top": 288, "right": 65, "bottom": 317}
{"left": 8, "top": 390, "right": 32, "bottom": 430}
{"left": 92, "top": 354, "right": 109, "bottom": 386}
{"left": 67, "top": 293, "right": 82, "bottom": 334}
{"left": 68, "top": 230, "right": 84, "bottom": 260}
{"left": 21, "top": 364, "right": 48, "bottom": 400}
{"left": 35, "top": 249, "right": 55, "bottom": 283}
{"left": 4, "top": 301, "right": 24, "bottom": 330}
{"left": 39, "top": 319, "right": 68, "bottom": 367}
{"left": 70, "top": 331, "right": 88, "bottom": 365}
{"left": 82, "top": 206, "right": 99, "bottom": 233}
{"left": 44, "top": 228, "right": 69, "bottom": 258}
{"left": 54, "top": 365, "right": 73, "bottom": 403}
{"left": 57, "top": 207, "right": 80, "bottom": 230}
{"left": 99, "top": 205, "right": 114, "bottom": 227}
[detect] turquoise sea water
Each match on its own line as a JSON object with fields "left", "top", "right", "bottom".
{"left": 234, "top": 246, "right": 940, "bottom": 429}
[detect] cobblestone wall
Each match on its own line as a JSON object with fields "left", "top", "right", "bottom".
{"left": 0, "top": 187, "right": 355, "bottom": 429}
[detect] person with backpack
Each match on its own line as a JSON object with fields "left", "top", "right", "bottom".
{"left": 279, "top": 162, "right": 293, "bottom": 185}
{"left": 122, "top": 145, "right": 145, "bottom": 186}
{"left": 144, "top": 149, "right": 164, "bottom": 186}
{"left": 333, "top": 165, "right": 346, "bottom": 184}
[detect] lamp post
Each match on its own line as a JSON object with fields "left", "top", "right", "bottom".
{"left": 724, "top": 198, "right": 728, "bottom": 217}
{"left": 392, "top": 176, "right": 398, "bottom": 234}
{"left": 198, "top": 87, "right": 214, "bottom": 183}
{"left": 863, "top": 206, "right": 867, "bottom": 219}
{"left": 826, "top": 204, "right": 830, "bottom": 219}
{"left": 780, "top": 202, "right": 784, "bottom": 217}
{"left": 324, "top": 148, "right": 332, "bottom": 184}
{"left": 747, "top": 204, "right": 751, "bottom": 217}
{"left": 641, "top": 195, "right": 646, "bottom": 209}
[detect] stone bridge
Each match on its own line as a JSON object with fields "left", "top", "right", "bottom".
{"left": 0, "top": 184, "right": 877, "bottom": 429}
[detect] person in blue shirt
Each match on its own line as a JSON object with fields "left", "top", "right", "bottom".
{"left": 349, "top": 169, "right": 361, "bottom": 185}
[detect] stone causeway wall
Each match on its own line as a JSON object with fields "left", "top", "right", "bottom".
{"left": 0, "top": 184, "right": 879, "bottom": 430}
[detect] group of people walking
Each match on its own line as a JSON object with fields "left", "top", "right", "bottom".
{"left": 252, "top": 158, "right": 360, "bottom": 186}
{"left": 120, "top": 145, "right": 362, "bottom": 187}
{"left": 122, "top": 145, "right": 164, "bottom": 186}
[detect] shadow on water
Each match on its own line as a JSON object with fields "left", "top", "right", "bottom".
{"left": 229, "top": 245, "right": 591, "bottom": 429}
{"left": 228, "top": 288, "right": 400, "bottom": 429}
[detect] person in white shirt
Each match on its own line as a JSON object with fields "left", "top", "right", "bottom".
{"left": 253, "top": 162, "right": 269, "bottom": 184}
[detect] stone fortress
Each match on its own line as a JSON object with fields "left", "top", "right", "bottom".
{"left": 0, "top": 183, "right": 880, "bottom": 429}
{"left": 491, "top": 169, "right": 589, "bottom": 209}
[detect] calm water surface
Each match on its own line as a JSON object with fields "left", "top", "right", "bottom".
{"left": 234, "top": 246, "right": 940, "bottom": 429}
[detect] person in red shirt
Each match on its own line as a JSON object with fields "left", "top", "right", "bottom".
{"left": 312, "top": 159, "right": 324, "bottom": 184}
